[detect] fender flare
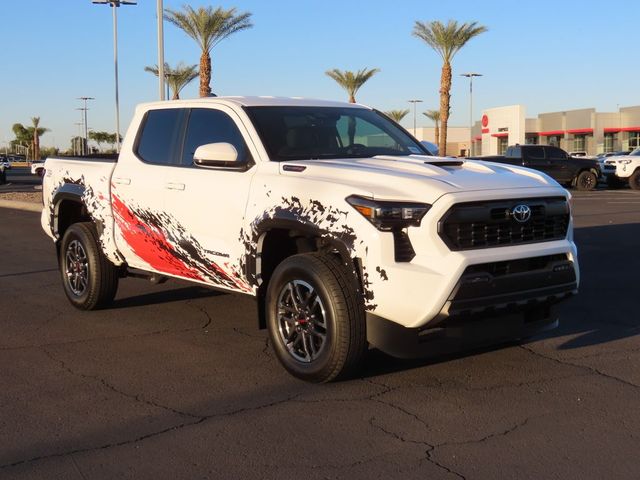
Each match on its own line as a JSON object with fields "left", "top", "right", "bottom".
{"left": 51, "top": 183, "right": 86, "bottom": 238}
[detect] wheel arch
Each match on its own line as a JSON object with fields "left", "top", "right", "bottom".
{"left": 249, "top": 217, "right": 361, "bottom": 330}
{"left": 51, "top": 183, "right": 90, "bottom": 243}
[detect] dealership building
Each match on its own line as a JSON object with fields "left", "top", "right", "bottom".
{"left": 471, "top": 105, "right": 640, "bottom": 156}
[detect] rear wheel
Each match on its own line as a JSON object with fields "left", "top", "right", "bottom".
{"left": 629, "top": 170, "right": 640, "bottom": 190}
{"left": 59, "top": 222, "right": 119, "bottom": 310}
{"left": 266, "top": 253, "right": 366, "bottom": 382}
{"left": 575, "top": 170, "right": 597, "bottom": 191}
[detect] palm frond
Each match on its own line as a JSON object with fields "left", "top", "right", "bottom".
{"left": 385, "top": 109, "right": 410, "bottom": 122}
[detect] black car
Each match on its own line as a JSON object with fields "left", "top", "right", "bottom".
{"left": 473, "top": 145, "right": 601, "bottom": 190}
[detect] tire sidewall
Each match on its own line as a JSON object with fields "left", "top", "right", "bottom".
{"left": 630, "top": 170, "right": 640, "bottom": 190}
{"left": 266, "top": 257, "right": 344, "bottom": 381}
{"left": 59, "top": 224, "right": 100, "bottom": 309}
{"left": 576, "top": 171, "right": 596, "bottom": 190}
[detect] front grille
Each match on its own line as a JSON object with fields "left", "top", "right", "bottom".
{"left": 439, "top": 197, "right": 570, "bottom": 251}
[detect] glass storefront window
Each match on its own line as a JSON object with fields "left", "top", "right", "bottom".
{"left": 498, "top": 136, "right": 508, "bottom": 154}
{"left": 525, "top": 135, "right": 538, "bottom": 144}
{"left": 629, "top": 132, "right": 640, "bottom": 149}
{"left": 573, "top": 134, "right": 586, "bottom": 151}
{"left": 604, "top": 133, "right": 616, "bottom": 152}
{"left": 548, "top": 135, "right": 562, "bottom": 147}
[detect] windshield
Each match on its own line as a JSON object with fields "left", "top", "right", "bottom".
{"left": 245, "top": 106, "right": 430, "bottom": 161}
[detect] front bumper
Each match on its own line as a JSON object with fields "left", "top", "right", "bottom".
{"left": 360, "top": 187, "right": 579, "bottom": 329}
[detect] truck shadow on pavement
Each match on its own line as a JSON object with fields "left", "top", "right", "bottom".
{"left": 111, "top": 286, "right": 226, "bottom": 309}
{"left": 360, "top": 222, "right": 640, "bottom": 379}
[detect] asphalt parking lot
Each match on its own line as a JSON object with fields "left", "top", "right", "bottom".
{"left": 1, "top": 189, "right": 639, "bottom": 479}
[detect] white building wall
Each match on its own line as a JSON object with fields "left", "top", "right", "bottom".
{"left": 480, "top": 105, "right": 526, "bottom": 155}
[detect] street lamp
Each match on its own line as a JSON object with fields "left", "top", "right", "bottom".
{"left": 92, "top": 0, "right": 137, "bottom": 153}
{"left": 157, "top": 0, "right": 165, "bottom": 101}
{"left": 408, "top": 99, "right": 423, "bottom": 137}
{"left": 460, "top": 73, "right": 482, "bottom": 157}
{"left": 76, "top": 98, "right": 94, "bottom": 155}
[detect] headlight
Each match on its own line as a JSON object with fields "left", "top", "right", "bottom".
{"left": 346, "top": 195, "right": 430, "bottom": 231}
{"left": 620, "top": 159, "right": 633, "bottom": 165}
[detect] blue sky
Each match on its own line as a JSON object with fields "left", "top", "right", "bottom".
{"left": 1, "top": 0, "right": 638, "bottom": 149}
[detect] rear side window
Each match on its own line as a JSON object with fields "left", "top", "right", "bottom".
{"left": 136, "top": 108, "right": 187, "bottom": 165}
{"left": 527, "top": 146, "right": 545, "bottom": 160}
{"left": 547, "top": 147, "right": 567, "bottom": 160}
{"left": 181, "top": 108, "right": 250, "bottom": 166}
{"left": 506, "top": 146, "right": 521, "bottom": 158}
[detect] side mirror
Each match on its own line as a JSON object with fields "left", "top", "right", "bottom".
{"left": 193, "top": 142, "right": 239, "bottom": 167}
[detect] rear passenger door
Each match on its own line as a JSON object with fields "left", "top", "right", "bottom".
{"left": 546, "top": 147, "right": 572, "bottom": 182}
{"left": 111, "top": 107, "right": 188, "bottom": 272}
{"left": 160, "top": 106, "right": 258, "bottom": 293}
{"left": 522, "top": 146, "right": 552, "bottom": 176}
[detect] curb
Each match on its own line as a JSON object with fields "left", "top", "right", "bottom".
{"left": 0, "top": 199, "right": 42, "bottom": 213}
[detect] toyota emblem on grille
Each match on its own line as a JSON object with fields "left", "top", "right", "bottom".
{"left": 511, "top": 204, "right": 532, "bottom": 223}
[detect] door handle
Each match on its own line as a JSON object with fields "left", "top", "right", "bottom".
{"left": 113, "top": 177, "right": 131, "bottom": 185}
{"left": 165, "top": 182, "right": 185, "bottom": 191}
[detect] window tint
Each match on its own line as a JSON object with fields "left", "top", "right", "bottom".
{"left": 137, "top": 108, "right": 186, "bottom": 165}
{"left": 506, "top": 146, "right": 521, "bottom": 158}
{"left": 547, "top": 147, "right": 567, "bottom": 160}
{"left": 182, "top": 108, "right": 249, "bottom": 166}
{"left": 527, "top": 146, "right": 545, "bottom": 160}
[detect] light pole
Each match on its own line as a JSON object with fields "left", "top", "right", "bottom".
{"left": 157, "top": 0, "right": 165, "bottom": 101}
{"left": 92, "top": 1, "right": 136, "bottom": 153}
{"left": 460, "top": 73, "right": 482, "bottom": 157}
{"left": 408, "top": 99, "right": 423, "bottom": 137}
{"left": 77, "top": 97, "right": 94, "bottom": 155}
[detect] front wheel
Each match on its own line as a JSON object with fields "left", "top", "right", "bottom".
{"left": 575, "top": 170, "right": 597, "bottom": 191}
{"left": 59, "top": 222, "right": 119, "bottom": 310}
{"left": 266, "top": 253, "right": 366, "bottom": 382}
{"left": 628, "top": 170, "right": 640, "bottom": 190}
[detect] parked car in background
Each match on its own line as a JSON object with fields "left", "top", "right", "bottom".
{"left": 31, "top": 161, "right": 45, "bottom": 176}
{"left": 1, "top": 157, "right": 11, "bottom": 169}
{"left": 0, "top": 163, "right": 6, "bottom": 184}
{"left": 472, "top": 144, "right": 601, "bottom": 190}
{"left": 606, "top": 147, "right": 640, "bottom": 189}
{"left": 420, "top": 140, "right": 438, "bottom": 156}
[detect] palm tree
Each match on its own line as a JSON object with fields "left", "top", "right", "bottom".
{"left": 385, "top": 109, "right": 410, "bottom": 123}
{"left": 325, "top": 68, "right": 380, "bottom": 103}
{"left": 164, "top": 6, "right": 253, "bottom": 97}
{"left": 423, "top": 110, "right": 441, "bottom": 146}
{"left": 145, "top": 62, "right": 199, "bottom": 100}
{"left": 413, "top": 20, "right": 487, "bottom": 155}
{"left": 31, "top": 117, "right": 49, "bottom": 161}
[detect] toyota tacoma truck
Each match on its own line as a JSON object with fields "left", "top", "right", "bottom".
{"left": 605, "top": 147, "right": 640, "bottom": 189}
{"left": 41, "top": 97, "right": 579, "bottom": 382}
{"left": 473, "top": 144, "right": 601, "bottom": 190}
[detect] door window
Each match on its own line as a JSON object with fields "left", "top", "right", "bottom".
{"left": 181, "top": 108, "right": 250, "bottom": 166}
{"left": 547, "top": 147, "right": 568, "bottom": 160}
{"left": 136, "top": 108, "right": 187, "bottom": 165}
{"left": 527, "top": 146, "right": 545, "bottom": 160}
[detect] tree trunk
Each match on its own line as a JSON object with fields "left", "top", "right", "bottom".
{"left": 199, "top": 51, "right": 212, "bottom": 97}
{"left": 34, "top": 135, "right": 40, "bottom": 161}
{"left": 439, "top": 62, "right": 452, "bottom": 156}
{"left": 434, "top": 123, "right": 440, "bottom": 148}
{"left": 173, "top": 90, "right": 180, "bottom": 100}
{"left": 349, "top": 94, "right": 356, "bottom": 104}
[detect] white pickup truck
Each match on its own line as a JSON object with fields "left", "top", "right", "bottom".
{"left": 42, "top": 97, "right": 579, "bottom": 382}
{"left": 605, "top": 147, "right": 640, "bottom": 189}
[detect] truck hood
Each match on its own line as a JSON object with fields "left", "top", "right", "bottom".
{"left": 279, "top": 155, "right": 559, "bottom": 202}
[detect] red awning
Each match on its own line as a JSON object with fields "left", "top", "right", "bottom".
{"left": 604, "top": 128, "right": 621, "bottom": 133}
{"left": 566, "top": 128, "right": 593, "bottom": 135}
{"left": 538, "top": 130, "right": 564, "bottom": 136}
{"left": 473, "top": 135, "right": 482, "bottom": 141}
{"left": 491, "top": 133, "right": 509, "bottom": 138}
{"left": 621, "top": 126, "right": 640, "bottom": 132}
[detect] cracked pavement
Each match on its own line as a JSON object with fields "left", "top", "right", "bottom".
{"left": 1, "top": 189, "right": 639, "bottom": 479}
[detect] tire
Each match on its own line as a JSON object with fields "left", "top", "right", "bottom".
{"left": 59, "top": 222, "right": 119, "bottom": 310}
{"left": 575, "top": 170, "right": 597, "bottom": 191}
{"left": 266, "top": 253, "right": 366, "bottom": 383}
{"left": 629, "top": 170, "right": 640, "bottom": 191}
